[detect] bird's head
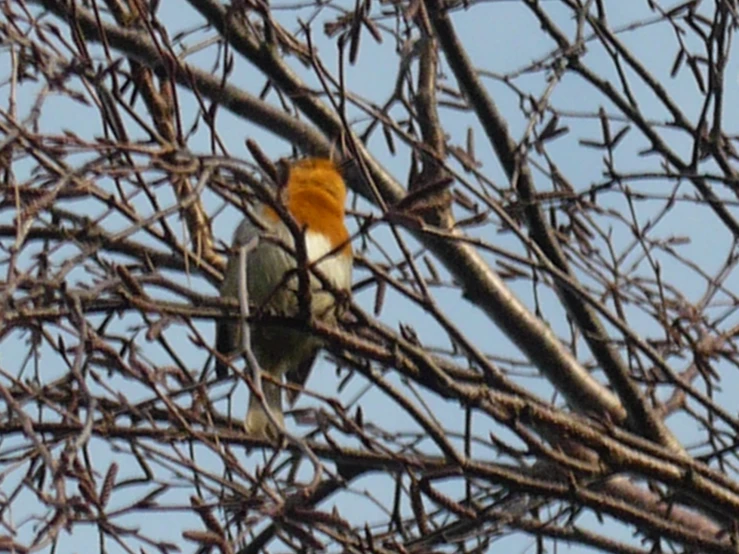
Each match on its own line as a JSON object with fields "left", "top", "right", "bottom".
{"left": 263, "top": 157, "right": 351, "bottom": 251}
{"left": 285, "top": 157, "right": 347, "bottom": 211}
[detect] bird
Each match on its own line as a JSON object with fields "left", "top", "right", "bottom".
{"left": 215, "top": 157, "right": 353, "bottom": 439}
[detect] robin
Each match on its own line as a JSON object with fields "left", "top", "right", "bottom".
{"left": 215, "top": 158, "right": 353, "bottom": 438}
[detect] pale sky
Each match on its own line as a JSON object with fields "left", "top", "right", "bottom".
{"left": 1, "top": 1, "right": 738, "bottom": 552}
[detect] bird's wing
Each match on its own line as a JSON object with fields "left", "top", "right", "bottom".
{"left": 214, "top": 217, "right": 262, "bottom": 378}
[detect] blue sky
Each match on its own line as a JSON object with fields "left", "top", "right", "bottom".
{"left": 1, "top": 0, "right": 738, "bottom": 552}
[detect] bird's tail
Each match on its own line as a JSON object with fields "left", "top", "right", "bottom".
{"left": 245, "top": 376, "right": 284, "bottom": 439}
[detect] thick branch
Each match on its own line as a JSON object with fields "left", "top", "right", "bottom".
{"left": 423, "top": 0, "right": 680, "bottom": 453}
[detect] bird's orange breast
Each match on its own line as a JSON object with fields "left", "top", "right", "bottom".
{"left": 264, "top": 158, "right": 351, "bottom": 255}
